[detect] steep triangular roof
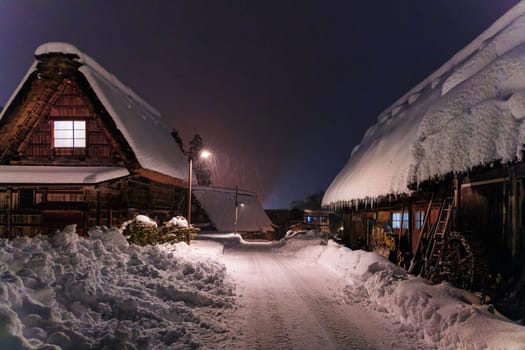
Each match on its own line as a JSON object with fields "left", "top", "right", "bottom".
{"left": 193, "top": 187, "right": 274, "bottom": 232}
{"left": 0, "top": 42, "right": 188, "bottom": 183}
{"left": 323, "top": 1, "right": 525, "bottom": 206}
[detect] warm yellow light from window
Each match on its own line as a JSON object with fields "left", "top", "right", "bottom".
{"left": 54, "top": 120, "right": 86, "bottom": 148}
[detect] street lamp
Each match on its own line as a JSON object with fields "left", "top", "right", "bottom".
{"left": 234, "top": 186, "right": 245, "bottom": 233}
{"left": 187, "top": 150, "right": 211, "bottom": 226}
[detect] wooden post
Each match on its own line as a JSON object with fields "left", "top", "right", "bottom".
{"left": 234, "top": 186, "right": 238, "bottom": 233}
{"left": 343, "top": 207, "right": 352, "bottom": 247}
{"left": 96, "top": 191, "right": 101, "bottom": 226}
{"left": 187, "top": 157, "right": 193, "bottom": 225}
{"left": 453, "top": 174, "right": 461, "bottom": 231}
{"left": 408, "top": 198, "right": 413, "bottom": 254}
{"left": 510, "top": 167, "right": 519, "bottom": 263}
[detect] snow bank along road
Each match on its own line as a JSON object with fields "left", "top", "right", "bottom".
{"left": 197, "top": 235, "right": 432, "bottom": 350}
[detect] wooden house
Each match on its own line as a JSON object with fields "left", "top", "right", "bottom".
{"left": 323, "top": 3, "right": 525, "bottom": 291}
{"left": 265, "top": 207, "right": 305, "bottom": 240}
{"left": 0, "top": 42, "right": 189, "bottom": 237}
{"left": 192, "top": 186, "right": 275, "bottom": 240}
{"left": 303, "top": 209, "right": 332, "bottom": 233}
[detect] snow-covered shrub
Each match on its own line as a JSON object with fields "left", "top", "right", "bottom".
{"left": 122, "top": 215, "right": 199, "bottom": 246}
{"left": 133, "top": 214, "right": 158, "bottom": 227}
{"left": 123, "top": 220, "right": 164, "bottom": 246}
{"left": 161, "top": 217, "right": 199, "bottom": 244}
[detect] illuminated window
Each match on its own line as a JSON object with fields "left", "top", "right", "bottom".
{"left": 391, "top": 212, "right": 408, "bottom": 229}
{"left": 54, "top": 121, "right": 86, "bottom": 148}
{"left": 415, "top": 210, "right": 425, "bottom": 230}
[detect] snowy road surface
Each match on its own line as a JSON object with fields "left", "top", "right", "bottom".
{"left": 196, "top": 235, "right": 432, "bottom": 350}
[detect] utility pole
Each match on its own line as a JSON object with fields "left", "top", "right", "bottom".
{"left": 234, "top": 186, "right": 238, "bottom": 233}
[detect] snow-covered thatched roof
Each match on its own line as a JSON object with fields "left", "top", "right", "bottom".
{"left": 323, "top": 1, "right": 525, "bottom": 206}
{"left": 0, "top": 42, "right": 188, "bottom": 182}
{"left": 193, "top": 187, "right": 274, "bottom": 233}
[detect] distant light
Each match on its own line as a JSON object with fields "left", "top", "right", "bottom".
{"left": 200, "top": 150, "right": 211, "bottom": 159}
{"left": 240, "top": 203, "right": 245, "bottom": 207}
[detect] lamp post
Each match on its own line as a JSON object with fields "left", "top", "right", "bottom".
{"left": 187, "top": 150, "right": 211, "bottom": 226}
{"left": 234, "top": 186, "right": 245, "bottom": 234}
{"left": 234, "top": 186, "right": 238, "bottom": 233}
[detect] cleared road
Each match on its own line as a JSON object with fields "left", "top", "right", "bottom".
{"left": 213, "top": 240, "right": 433, "bottom": 350}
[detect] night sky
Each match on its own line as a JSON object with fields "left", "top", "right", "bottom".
{"left": 0, "top": 0, "right": 521, "bottom": 208}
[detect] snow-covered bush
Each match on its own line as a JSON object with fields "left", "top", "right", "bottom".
{"left": 123, "top": 220, "right": 164, "bottom": 246}
{"left": 122, "top": 215, "right": 199, "bottom": 246}
{"left": 161, "top": 216, "right": 199, "bottom": 244}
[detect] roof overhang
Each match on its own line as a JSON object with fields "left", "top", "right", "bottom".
{"left": 0, "top": 166, "right": 129, "bottom": 185}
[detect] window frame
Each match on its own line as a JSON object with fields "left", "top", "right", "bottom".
{"left": 415, "top": 210, "right": 425, "bottom": 230}
{"left": 391, "top": 211, "right": 409, "bottom": 229}
{"left": 53, "top": 120, "right": 87, "bottom": 149}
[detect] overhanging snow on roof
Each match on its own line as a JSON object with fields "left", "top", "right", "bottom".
{"left": 192, "top": 187, "right": 274, "bottom": 233}
{"left": 0, "top": 166, "right": 129, "bottom": 184}
{"left": 323, "top": 2, "right": 525, "bottom": 206}
{"left": 0, "top": 42, "right": 188, "bottom": 182}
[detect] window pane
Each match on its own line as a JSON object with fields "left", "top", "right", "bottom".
{"left": 74, "top": 129, "right": 85, "bottom": 139}
{"left": 55, "top": 139, "right": 73, "bottom": 147}
{"left": 403, "top": 212, "right": 409, "bottom": 229}
{"left": 73, "top": 121, "right": 86, "bottom": 130}
{"left": 54, "top": 121, "right": 73, "bottom": 130}
{"left": 74, "top": 138, "right": 86, "bottom": 147}
{"left": 55, "top": 130, "right": 73, "bottom": 139}
{"left": 415, "top": 211, "right": 425, "bottom": 229}
{"left": 391, "top": 212, "right": 401, "bottom": 229}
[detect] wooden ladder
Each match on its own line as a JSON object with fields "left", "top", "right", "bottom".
{"left": 1, "top": 79, "right": 65, "bottom": 161}
{"left": 408, "top": 193, "right": 434, "bottom": 274}
{"left": 423, "top": 194, "right": 454, "bottom": 274}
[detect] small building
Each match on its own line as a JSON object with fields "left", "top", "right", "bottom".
{"left": 192, "top": 186, "right": 275, "bottom": 240}
{"left": 303, "top": 209, "right": 332, "bottom": 233}
{"left": 323, "top": 2, "right": 525, "bottom": 291}
{"left": 265, "top": 207, "right": 304, "bottom": 240}
{"left": 0, "top": 42, "right": 189, "bottom": 236}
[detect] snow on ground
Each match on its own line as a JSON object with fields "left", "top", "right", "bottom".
{"left": 274, "top": 234, "right": 525, "bottom": 349}
{"left": 1, "top": 228, "right": 524, "bottom": 349}
{"left": 0, "top": 225, "right": 235, "bottom": 349}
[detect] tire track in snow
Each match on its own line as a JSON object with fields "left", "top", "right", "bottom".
{"left": 221, "top": 245, "right": 433, "bottom": 350}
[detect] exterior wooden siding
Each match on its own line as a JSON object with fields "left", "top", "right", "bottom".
{"left": 0, "top": 176, "right": 186, "bottom": 237}
{"left": 340, "top": 164, "right": 525, "bottom": 278}
{"left": 14, "top": 81, "right": 121, "bottom": 165}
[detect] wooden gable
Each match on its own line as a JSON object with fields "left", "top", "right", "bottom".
{"left": 0, "top": 55, "right": 139, "bottom": 169}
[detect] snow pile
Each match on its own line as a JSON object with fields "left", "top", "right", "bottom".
{"left": 0, "top": 225, "right": 235, "bottom": 349}
{"left": 323, "top": 2, "right": 525, "bottom": 205}
{"left": 166, "top": 216, "right": 189, "bottom": 228}
{"left": 285, "top": 240, "right": 525, "bottom": 349}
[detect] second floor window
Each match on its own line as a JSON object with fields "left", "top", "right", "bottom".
{"left": 54, "top": 121, "right": 86, "bottom": 148}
